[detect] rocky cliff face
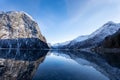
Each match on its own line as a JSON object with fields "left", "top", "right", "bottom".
{"left": 0, "top": 11, "right": 49, "bottom": 49}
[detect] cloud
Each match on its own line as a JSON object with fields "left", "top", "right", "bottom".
{"left": 62, "top": 0, "right": 120, "bottom": 27}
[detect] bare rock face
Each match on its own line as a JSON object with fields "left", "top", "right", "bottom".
{"left": 0, "top": 11, "right": 46, "bottom": 42}
{"left": 0, "top": 11, "right": 49, "bottom": 49}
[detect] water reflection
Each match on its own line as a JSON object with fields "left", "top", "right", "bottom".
{"left": 101, "top": 52, "right": 120, "bottom": 68}
{"left": 33, "top": 50, "right": 110, "bottom": 80}
{"left": 0, "top": 49, "right": 120, "bottom": 80}
{"left": 0, "top": 49, "right": 48, "bottom": 80}
{"left": 51, "top": 50, "right": 120, "bottom": 80}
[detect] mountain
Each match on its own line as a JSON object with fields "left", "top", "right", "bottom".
{"left": 0, "top": 11, "right": 49, "bottom": 49}
{"left": 52, "top": 35, "right": 89, "bottom": 49}
{"left": 101, "top": 29, "right": 120, "bottom": 48}
{"left": 93, "top": 29, "right": 120, "bottom": 53}
{"left": 53, "top": 21, "right": 120, "bottom": 49}
{"left": 52, "top": 41, "right": 71, "bottom": 48}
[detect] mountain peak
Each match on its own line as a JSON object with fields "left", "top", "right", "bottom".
{"left": 0, "top": 11, "right": 46, "bottom": 42}
{"left": 106, "top": 21, "right": 115, "bottom": 24}
{"left": 0, "top": 11, "right": 35, "bottom": 21}
{"left": 103, "top": 21, "right": 120, "bottom": 26}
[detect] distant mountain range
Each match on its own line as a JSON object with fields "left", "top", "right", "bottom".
{"left": 52, "top": 21, "right": 120, "bottom": 49}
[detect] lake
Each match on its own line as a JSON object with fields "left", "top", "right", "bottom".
{"left": 0, "top": 49, "right": 119, "bottom": 80}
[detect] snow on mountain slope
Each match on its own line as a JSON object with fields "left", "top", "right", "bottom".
{"left": 0, "top": 11, "right": 49, "bottom": 49}
{"left": 69, "top": 21, "right": 120, "bottom": 48}
{"left": 52, "top": 41, "right": 71, "bottom": 47}
{"left": 53, "top": 21, "right": 120, "bottom": 49}
{"left": 89, "top": 21, "right": 120, "bottom": 40}
{"left": 73, "top": 35, "right": 89, "bottom": 42}
{"left": 68, "top": 35, "right": 89, "bottom": 46}
{"left": 52, "top": 35, "right": 89, "bottom": 48}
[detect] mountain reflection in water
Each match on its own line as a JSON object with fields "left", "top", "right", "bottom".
{"left": 0, "top": 49, "right": 48, "bottom": 80}
{"left": 33, "top": 50, "right": 120, "bottom": 80}
{"left": 0, "top": 49, "right": 120, "bottom": 80}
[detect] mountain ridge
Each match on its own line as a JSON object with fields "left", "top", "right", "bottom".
{"left": 52, "top": 21, "right": 120, "bottom": 49}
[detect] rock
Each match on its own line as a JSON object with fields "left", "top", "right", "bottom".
{"left": 0, "top": 11, "right": 49, "bottom": 49}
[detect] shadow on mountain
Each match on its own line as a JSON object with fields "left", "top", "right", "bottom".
{"left": 51, "top": 50, "right": 120, "bottom": 80}
{"left": 0, "top": 38, "right": 49, "bottom": 49}
{"left": 0, "top": 49, "right": 49, "bottom": 80}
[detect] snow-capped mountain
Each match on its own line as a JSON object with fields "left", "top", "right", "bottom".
{"left": 52, "top": 35, "right": 89, "bottom": 48}
{"left": 89, "top": 21, "right": 120, "bottom": 40}
{"left": 53, "top": 41, "right": 70, "bottom": 47}
{"left": 69, "top": 35, "right": 89, "bottom": 46}
{"left": 52, "top": 21, "right": 120, "bottom": 49}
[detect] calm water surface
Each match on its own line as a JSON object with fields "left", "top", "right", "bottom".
{"left": 0, "top": 49, "right": 120, "bottom": 80}
{"left": 33, "top": 51, "right": 109, "bottom": 80}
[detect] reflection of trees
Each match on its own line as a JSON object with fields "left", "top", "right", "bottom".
{"left": 52, "top": 50, "right": 120, "bottom": 80}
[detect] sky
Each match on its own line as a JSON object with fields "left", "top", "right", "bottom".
{"left": 0, "top": 0, "right": 120, "bottom": 44}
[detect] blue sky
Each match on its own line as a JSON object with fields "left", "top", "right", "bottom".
{"left": 0, "top": 0, "right": 120, "bottom": 44}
